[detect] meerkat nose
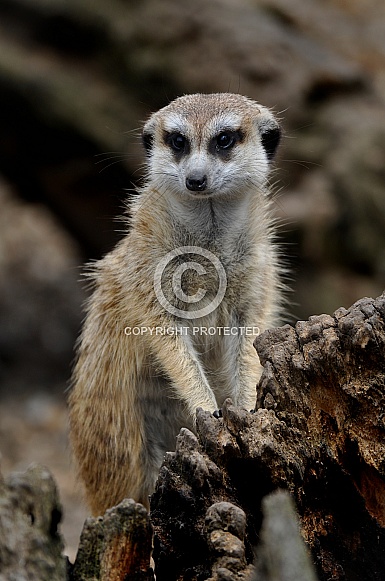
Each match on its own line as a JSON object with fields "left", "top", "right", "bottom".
{"left": 186, "top": 175, "right": 207, "bottom": 192}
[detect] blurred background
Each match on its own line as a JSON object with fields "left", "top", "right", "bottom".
{"left": 0, "top": 0, "right": 384, "bottom": 561}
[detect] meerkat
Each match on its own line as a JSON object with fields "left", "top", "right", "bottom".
{"left": 68, "top": 93, "right": 283, "bottom": 515}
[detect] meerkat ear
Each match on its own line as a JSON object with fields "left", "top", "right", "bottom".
{"left": 259, "top": 118, "right": 281, "bottom": 161}
{"left": 142, "top": 116, "right": 156, "bottom": 153}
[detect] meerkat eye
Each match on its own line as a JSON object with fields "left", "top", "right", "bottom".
{"left": 216, "top": 132, "right": 236, "bottom": 150}
{"left": 167, "top": 133, "right": 187, "bottom": 152}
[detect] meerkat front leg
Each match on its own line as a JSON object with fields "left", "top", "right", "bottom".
{"left": 218, "top": 325, "right": 262, "bottom": 412}
{"left": 148, "top": 326, "right": 218, "bottom": 420}
{"left": 234, "top": 335, "right": 262, "bottom": 411}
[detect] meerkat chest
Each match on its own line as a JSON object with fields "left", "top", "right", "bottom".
{"left": 182, "top": 301, "right": 240, "bottom": 353}
{"left": 156, "top": 246, "right": 230, "bottom": 316}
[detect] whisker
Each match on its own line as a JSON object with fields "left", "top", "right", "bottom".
{"left": 97, "top": 159, "right": 130, "bottom": 173}
{"left": 281, "top": 159, "right": 321, "bottom": 170}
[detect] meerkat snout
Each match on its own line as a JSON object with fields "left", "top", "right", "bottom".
{"left": 186, "top": 174, "right": 207, "bottom": 192}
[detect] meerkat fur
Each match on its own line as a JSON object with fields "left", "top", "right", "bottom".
{"left": 68, "top": 93, "right": 283, "bottom": 515}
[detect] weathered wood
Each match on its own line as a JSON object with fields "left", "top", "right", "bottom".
{"left": 150, "top": 292, "right": 385, "bottom": 580}
{"left": 254, "top": 292, "right": 385, "bottom": 579}
{"left": 0, "top": 464, "right": 67, "bottom": 581}
{"left": 253, "top": 490, "right": 318, "bottom": 581}
{"left": 205, "top": 501, "right": 254, "bottom": 581}
{"left": 71, "top": 498, "right": 154, "bottom": 581}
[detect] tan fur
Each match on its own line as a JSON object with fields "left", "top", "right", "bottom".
{"left": 68, "top": 93, "right": 284, "bottom": 515}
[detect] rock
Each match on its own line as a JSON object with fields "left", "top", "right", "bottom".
{"left": 0, "top": 178, "right": 83, "bottom": 395}
{"left": 1, "top": 293, "right": 385, "bottom": 579}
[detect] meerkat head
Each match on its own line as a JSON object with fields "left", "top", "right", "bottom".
{"left": 142, "top": 93, "right": 280, "bottom": 199}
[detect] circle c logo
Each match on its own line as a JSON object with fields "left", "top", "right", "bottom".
{"left": 153, "top": 246, "right": 227, "bottom": 320}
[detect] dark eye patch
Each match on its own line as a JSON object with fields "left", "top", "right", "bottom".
{"left": 216, "top": 132, "right": 235, "bottom": 149}
{"left": 210, "top": 130, "right": 243, "bottom": 157}
{"left": 164, "top": 132, "right": 190, "bottom": 156}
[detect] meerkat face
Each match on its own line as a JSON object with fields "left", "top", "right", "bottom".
{"left": 142, "top": 93, "right": 280, "bottom": 200}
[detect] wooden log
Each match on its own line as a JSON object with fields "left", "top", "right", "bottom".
{"left": 0, "top": 464, "right": 67, "bottom": 581}
{"left": 71, "top": 498, "right": 154, "bottom": 581}
{"left": 150, "top": 292, "right": 385, "bottom": 580}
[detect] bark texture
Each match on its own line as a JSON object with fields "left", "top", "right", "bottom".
{"left": 70, "top": 498, "right": 154, "bottom": 581}
{"left": 150, "top": 292, "right": 385, "bottom": 581}
{"left": 0, "top": 464, "right": 67, "bottom": 581}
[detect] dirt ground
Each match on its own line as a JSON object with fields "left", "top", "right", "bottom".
{"left": 0, "top": 391, "right": 88, "bottom": 563}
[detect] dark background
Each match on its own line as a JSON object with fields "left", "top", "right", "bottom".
{"left": 0, "top": 0, "right": 384, "bottom": 559}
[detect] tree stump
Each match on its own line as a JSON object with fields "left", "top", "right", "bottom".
{"left": 150, "top": 292, "right": 385, "bottom": 580}
{"left": 71, "top": 499, "right": 154, "bottom": 581}
{"left": 0, "top": 464, "right": 67, "bottom": 581}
